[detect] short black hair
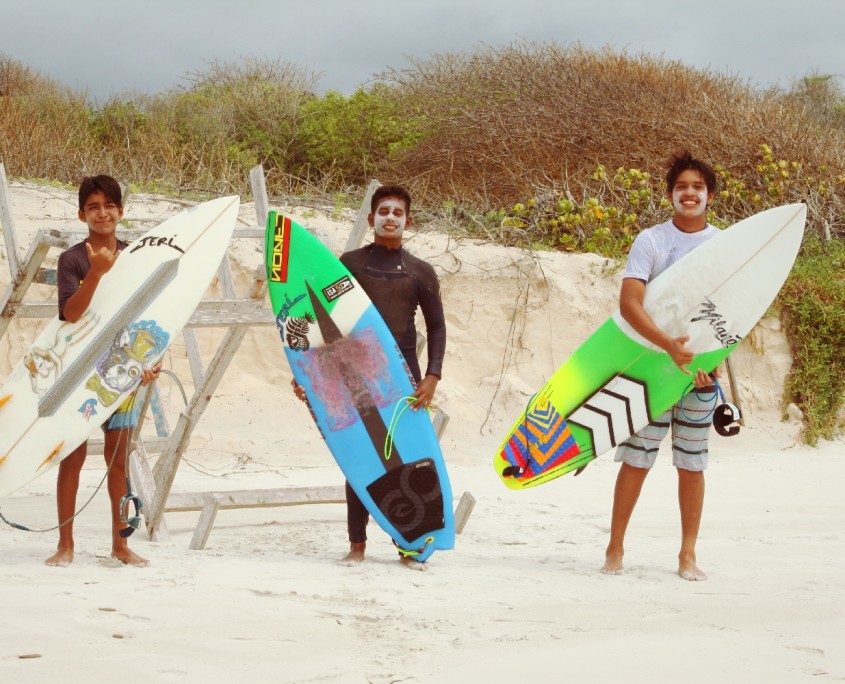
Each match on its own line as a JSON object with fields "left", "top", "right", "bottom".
{"left": 370, "top": 184, "right": 411, "bottom": 215}
{"left": 78, "top": 175, "right": 123, "bottom": 211}
{"left": 665, "top": 151, "right": 717, "bottom": 195}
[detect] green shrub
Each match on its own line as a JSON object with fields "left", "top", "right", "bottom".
{"left": 291, "top": 85, "right": 423, "bottom": 186}
{"left": 779, "top": 235, "right": 845, "bottom": 444}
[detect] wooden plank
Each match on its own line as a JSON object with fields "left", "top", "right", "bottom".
{"left": 250, "top": 166, "right": 270, "bottom": 226}
{"left": 189, "top": 495, "right": 221, "bottom": 550}
{"left": 128, "top": 441, "right": 170, "bottom": 542}
{"left": 250, "top": 165, "right": 270, "bottom": 265}
{"left": 182, "top": 328, "right": 204, "bottom": 388}
{"left": 723, "top": 355, "right": 746, "bottom": 426}
{"left": 343, "top": 179, "right": 381, "bottom": 253}
{"left": 432, "top": 409, "right": 450, "bottom": 441}
{"left": 0, "top": 236, "right": 52, "bottom": 338}
{"left": 10, "top": 298, "right": 274, "bottom": 326}
{"left": 454, "top": 491, "right": 476, "bottom": 535}
{"left": 130, "top": 381, "right": 155, "bottom": 444}
{"left": 146, "top": 326, "right": 248, "bottom": 536}
{"left": 217, "top": 254, "right": 236, "bottom": 299}
{"left": 147, "top": 384, "right": 171, "bottom": 438}
{"left": 233, "top": 228, "right": 264, "bottom": 239}
{"left": 88, "top": 435, "right": 170, "bottom": 456}
{"left": 187, "top": 300, "right": 272, "bottom": 327}
{"left": 0, "top": 163, "right": 20, "bottom": 277}
{"left": 167, "top": 485, "right": 346, "bottom": 512}
{"left": 248, "top": 264, "right": 268, "bottom": 301}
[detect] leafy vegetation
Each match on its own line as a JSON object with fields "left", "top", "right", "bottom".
{"left": 0, "top": 45, "right": 843, "bottom": 439}
{"left": 779, "top": 236, "right": 845, "bottom": 443}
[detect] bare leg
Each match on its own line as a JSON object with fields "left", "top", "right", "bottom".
{"left": 341, "top": 541, "right": 366, "bottom": 565}
{"left": 602, "top": 463, "right": 649, "bottom": 574}
{"left": 399, "top": 555, "right": 427, "bottom": 572}
{"left": 677, "top": 468, "right": 706, "bottom": 581}
{"left": 104, "top": 429, "right": 148, "bottom": 567}
{"left": 44, "top": 443, "right": 87, "bottom": 566}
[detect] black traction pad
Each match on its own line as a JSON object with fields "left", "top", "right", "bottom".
{"left": 366, "top": 458, "right": 444, "bottom": 541}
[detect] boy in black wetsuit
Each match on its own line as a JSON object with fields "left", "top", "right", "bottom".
{"left": 295, "top": 185, "right": 446, "bottom": 569}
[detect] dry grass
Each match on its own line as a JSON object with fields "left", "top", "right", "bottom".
{"left": 380, "top": 42, "right": 845, "bottom": 229}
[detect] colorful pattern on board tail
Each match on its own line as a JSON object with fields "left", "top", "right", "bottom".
{"left": 500, "top": 394, "right": 580, "bottom": 478}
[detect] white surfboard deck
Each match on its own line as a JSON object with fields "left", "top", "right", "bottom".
{"left": 495, "top": 202, "right": 806, "bottom": 488}
{"left": 0, "top": 195, "right": 240, "bottom": 499}
{"left": 615, "top": 202, "right": 807, "bottom": 354}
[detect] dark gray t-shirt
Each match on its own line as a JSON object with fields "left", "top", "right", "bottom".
{"left": 57, "top": 239, "right": 128, "bottom": 320}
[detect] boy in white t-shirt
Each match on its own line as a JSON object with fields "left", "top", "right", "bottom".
{"left": 601, "top": 152, "right": 719, "bottom": 581}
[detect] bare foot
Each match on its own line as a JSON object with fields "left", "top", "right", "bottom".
{"left": 340, "top": 542, "right": 366, "bottom": 566}
{"left": 111, "top": 547, "right": 149, "bottom": 567}
{"left": 678, "top": 558, "right": 707, "bottom": 581}
{"left": 601, "top": 550, "right": 624, "bottom": 575}
{"left": 399, "top": 555, "right": 427, "bottom": 572}
{"left": 44, "top": 547, "right": 74, "bottom": 567}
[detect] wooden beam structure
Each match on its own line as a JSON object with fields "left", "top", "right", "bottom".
{"left": 0, "top": 164, "right": 473, "bottom": 550}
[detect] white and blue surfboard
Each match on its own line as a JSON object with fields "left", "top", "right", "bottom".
{"left": 265, "top": 213, "right": 455, "bottom": 562}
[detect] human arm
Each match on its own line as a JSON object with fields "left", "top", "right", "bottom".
{"left": 291, "top": 377, "right": 307, "bottom": 402}
{"left": 59, "top": 243, "right": 119, "bottom": 323}
{"left": 140, "top": 363, "right": 161, "bottom": 386}
{"left": 411, "top": 266, "right": 446, "bottom": 409}
{"left": 619, "top": 278, "right": 693, "bottom": 374}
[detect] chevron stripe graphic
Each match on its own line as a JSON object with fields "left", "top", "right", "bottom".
{"left": 568, "top": 375, "right": 650, "bottom": 459}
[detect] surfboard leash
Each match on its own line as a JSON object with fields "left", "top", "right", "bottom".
{"left": 0, "top": 391, "right": 142, "bottom": 534}
{"left": 383, "top": 396, "right": 429, "bottom": 462}
{"left": 0, "top": 424, "right": 124, "bottom": 533}
{"left": 393, "top": 535, "right": 435, "bottom": 560}
{"left": 679, "top": 377, "right": 741, "bottom": 437}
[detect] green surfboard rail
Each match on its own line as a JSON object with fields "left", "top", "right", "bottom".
{"left": 495, "top": 315, "right": 733, "bottom": 490}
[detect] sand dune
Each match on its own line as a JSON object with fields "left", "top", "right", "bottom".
{"left": 0, "top": 181, "right": 842, "bottom": 683}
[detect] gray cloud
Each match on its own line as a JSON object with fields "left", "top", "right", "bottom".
{"left": 1, "top": 0, "right": 842, "bottom": 102}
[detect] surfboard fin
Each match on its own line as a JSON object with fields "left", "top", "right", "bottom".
{"left": 37, "top": 441, "right": 65, "bottom": 471}
{"left": 0, "top": 394, "right": 11, "bottom": 412}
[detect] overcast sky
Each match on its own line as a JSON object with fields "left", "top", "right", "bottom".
{"left": 1, "top": 0, "right": 842, "bottom": 102}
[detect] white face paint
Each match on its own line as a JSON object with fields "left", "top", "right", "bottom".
{"left": 373, "top": 199, "right": 407, "bottom": 238}
{"left": 672, "top": 187, "right": 709, "bottom": 217}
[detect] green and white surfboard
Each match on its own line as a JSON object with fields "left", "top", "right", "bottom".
{"left": 495, "top": 203, "right": 806, "bottom": 489}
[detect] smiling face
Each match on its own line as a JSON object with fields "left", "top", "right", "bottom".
{"left": 369, "top": 195, "right": 411, "bottom": 246}
{"left": 670, "top": 169, "right": 714, "bottom": 230}
{"left": 78, "top": 190, "right": 123, "bottom": 238}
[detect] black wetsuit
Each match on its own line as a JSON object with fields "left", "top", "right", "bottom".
{"left": 339, "top": 242, "right": 446, "bottom": 543}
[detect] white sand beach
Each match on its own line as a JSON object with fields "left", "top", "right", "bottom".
{"left": 0, "top": 181, "right": 843, "bottom": 683}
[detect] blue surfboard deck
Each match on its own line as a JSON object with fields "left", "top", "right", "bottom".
{"left": 265, "top": 213, "right": 455, "bottom": 561}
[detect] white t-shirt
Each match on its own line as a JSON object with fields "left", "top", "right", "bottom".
{"left": 624, "top": 219, "right": 720, "bottom": 282}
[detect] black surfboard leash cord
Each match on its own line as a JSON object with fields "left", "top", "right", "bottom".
{"left": 0, "top": 368, "right": 189, "bottom": 534}
{"left": 0, "top": 392, "right": 136, "bottom": 533}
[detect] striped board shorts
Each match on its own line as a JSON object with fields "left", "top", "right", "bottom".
{"left": 614, "top": 385, "right": 717, "bottom": 471}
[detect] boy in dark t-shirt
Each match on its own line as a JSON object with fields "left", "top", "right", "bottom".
{"left": 45, "top": 175, "right": 159, "bottom": 567}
